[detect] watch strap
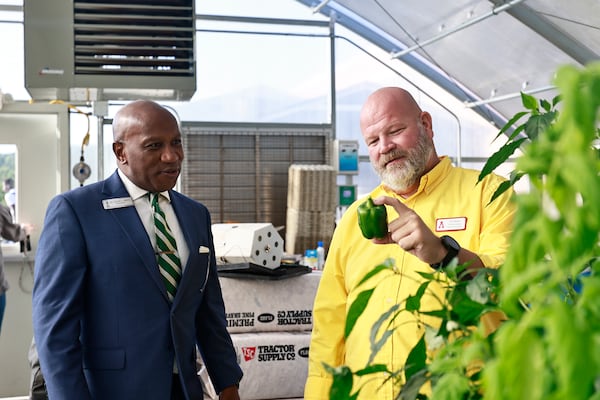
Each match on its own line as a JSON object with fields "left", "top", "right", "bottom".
{"left": 430, "top": 235, "right": 460, "bottom": 270}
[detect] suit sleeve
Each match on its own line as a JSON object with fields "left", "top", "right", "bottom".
{"left": 32, "top": 195, "right": 92, "bottom": 400}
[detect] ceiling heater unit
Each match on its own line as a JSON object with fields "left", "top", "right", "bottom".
{"left": 24, "top": 0, "right": 196, "bottom": 102}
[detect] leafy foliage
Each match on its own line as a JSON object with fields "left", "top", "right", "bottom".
{"left": 478, "top": 90, "right": 560, "bottom": 204}
{"left": 325, "top": 257, "right": 500, "bottom": 399}
{"left": 325, "top": 62, "right": 600, "bottom": 399}
{"left": 483, "top": 62, "right": 600, "bottom": 400}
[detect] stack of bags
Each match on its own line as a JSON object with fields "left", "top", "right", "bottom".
{"left": 206, "top": 271, "right": 321, "bottom": 399}
{"left": 285, "top": 164, "right": 337, "bottom": 255}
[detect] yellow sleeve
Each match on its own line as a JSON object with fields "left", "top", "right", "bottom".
{"left": 304, "top": 208, "right": 355, "bottom": 399}
{"left": 476, "top": 173, "right": 516, "bottom": 268}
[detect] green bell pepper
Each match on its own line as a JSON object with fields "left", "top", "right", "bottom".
{"left": 357, "top": 197, "right": 388, "bottom": 239}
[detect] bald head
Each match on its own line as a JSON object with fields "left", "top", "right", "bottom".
{"left": 360, "top": 87, "right": 423, "bottom": 135}
{"left": 113, "top": 100, "right": 177, "bottom": 142}
{"left": 360, "top": 87, "right": 439, "bottom": 195}
{"left": 112, "top": 100, "right": 183, "bottom": 193}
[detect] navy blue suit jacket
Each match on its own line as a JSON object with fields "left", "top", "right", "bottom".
{"left": 33, "top": 171, "right": 242, "bottom": 399}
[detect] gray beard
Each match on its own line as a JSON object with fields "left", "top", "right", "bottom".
{"left": 374, "top": 133, "right": 433, "bottom": 193}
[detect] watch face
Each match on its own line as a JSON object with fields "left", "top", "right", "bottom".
{"left": 442, "top": 235, "right": 460, "bottom": 252}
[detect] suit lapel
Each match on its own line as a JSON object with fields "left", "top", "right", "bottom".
{"left": 102, "top": 172, "right": 170, "bottom": 303}
{"left": 169, "top": 193, "right": 211, "bottom": 305}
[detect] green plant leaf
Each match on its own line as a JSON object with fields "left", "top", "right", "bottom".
{"left": 368, "top": 304, "right": 401, "bottom": 364}
{"left": 552, "top": 94, "right": 561, "bottom": 107}
{"left": 466, "top": 271, "right": 495, "bottom": 304}
{"left": 486, "top": 320, "right": 548, "bottom": 399}
{"left": 356, "top": 258, "right": 396, "bottom": 288}
{"left": 521, "top": 91, "right": 539, "bottom": 111}
{"left": 540, "top": 98, "right": 552, "bottom": 112}
{"left": 355, "top": 363, "right": 391, "bottom": 376}
{"left": 420, "top": 309, "right": 447, "bottom": 320}
{"left": 524, "top": 112, "right": 556, "bottom": 140}
{"left": 405, "top": 334, "right": 427, "bottom": 382}
{"left": 506, "top": 123, "right": 527, "bottom": 141}
{"left": 545, "top": 298, "right": 595, "bottom": 399}
{"left": 478, "top": 137, "right": 527, "bottom": 183}
{"left": 345, "top": 288, "right": 375, "bottom": 339}
{"left": 443, "top": 257, "right": 465, "bottom": 281}
{"left": 399, "top": 369, "right": 429, "bottom": 400}
{"left": 431, "top": 371, "right": 471, "bottom": 400}
{"left": 448, "top": 288, "right": 487, "bottom": 326}
{"left": 415, "top": 270, "right": 437, "bottom": 281}
{"left": 487, "top": 170, "right": 525, "bottom": 205}
{"left": 406, "top": 281, "right": 429, "bottom": 312}
{"left": 486, "top": 179, "right": 511, "bottom": 205}
{"left": 494, "top": 111, "right": 528, "bottom": 141}
{"left": 324, "top": 364, "right": 358, "bottom": 400}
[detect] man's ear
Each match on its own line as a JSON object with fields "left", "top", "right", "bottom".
{"left": 112, "top": 142, "right": 126, "bottom": 164}
{"left": 420, "top": 111, "right": 433, "bottom": 129}
{"left": 420, "top": 111, "right": 434, "bottom": 137}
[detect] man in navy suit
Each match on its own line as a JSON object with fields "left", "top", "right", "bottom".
{"left": 33, "top": 100, "right": 242, "bottom": 399}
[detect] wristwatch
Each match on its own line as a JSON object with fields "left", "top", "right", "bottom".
{"left": 430, "top": 235, "right": 460, "bottom": 270}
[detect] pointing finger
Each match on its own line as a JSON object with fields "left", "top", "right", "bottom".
{"left": 372, "top": 195, "right": 409, "bottom": 214}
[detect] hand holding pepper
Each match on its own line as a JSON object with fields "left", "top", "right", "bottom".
{"left": 368, "top": 195, "right": 443, "bottom": 261}
{"left": 367, "top": 196, "right": 484, "bottom": 274}
{"left": 357, "top": 197, "right": 388, "bottom": 239}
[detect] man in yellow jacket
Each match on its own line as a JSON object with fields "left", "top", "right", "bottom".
{"left": 304, "top": 87, "right": 515, "bottom": 399}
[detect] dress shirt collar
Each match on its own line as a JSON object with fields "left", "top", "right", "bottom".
{"left": 117, "top": 169, "right": 171, "bottom": 202}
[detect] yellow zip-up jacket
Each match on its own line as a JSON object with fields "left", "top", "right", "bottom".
{"left": 304, "top": 157, "right": 516, "bottom": 400}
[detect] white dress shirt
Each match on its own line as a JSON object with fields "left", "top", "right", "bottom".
{"left": 117, "top": 169, "right": 189, "bottom": 270}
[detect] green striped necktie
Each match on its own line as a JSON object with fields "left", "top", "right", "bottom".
{"left": 151, "top": 193, "right": 182, "bottom": 302}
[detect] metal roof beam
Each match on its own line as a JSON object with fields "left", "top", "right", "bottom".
{"left": 489, "top": 0, "right": 599, "bottom": 65}
{"left": 391, "top": 0, "right": 526, "bottom": 59}
{"left": 294, "top": 0, "right": 510, "bottom": 129}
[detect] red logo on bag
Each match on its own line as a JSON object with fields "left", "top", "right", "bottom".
{"left": 241, "top": 347, "right": 256, "bottom": 361}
